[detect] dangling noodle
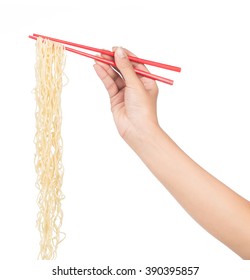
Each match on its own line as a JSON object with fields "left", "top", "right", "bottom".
{"left": 34, "top": 37, "right": 66, "bottom": 260}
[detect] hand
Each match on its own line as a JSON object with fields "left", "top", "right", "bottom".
{"left": 93, "top": 47, "right": 159, "bottom": 144}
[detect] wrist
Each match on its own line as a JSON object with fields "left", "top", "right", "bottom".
{"left": 124, "top": 122, "right": 164, "bottom": 154}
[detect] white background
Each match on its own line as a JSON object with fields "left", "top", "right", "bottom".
{"left": 0, "top": 0, "right": 250, "bottom": 278}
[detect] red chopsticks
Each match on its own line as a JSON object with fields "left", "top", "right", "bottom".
{"left": 29, "top": 33, "right": 181, "bottom": 85}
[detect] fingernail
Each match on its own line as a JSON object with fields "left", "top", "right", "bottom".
{"left": 116, "top": 47, "right": 126, "bottom": 58}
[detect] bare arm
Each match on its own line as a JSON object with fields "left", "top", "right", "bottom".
{"left": 93, "top": 47, "right": 250, "bottom": 259}
{"left": 129, "top": 123, "right": 250, "bottom": 259}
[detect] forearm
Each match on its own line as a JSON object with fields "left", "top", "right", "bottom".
{"left": 126, "top": 124, "right": 250, "bottom": 259}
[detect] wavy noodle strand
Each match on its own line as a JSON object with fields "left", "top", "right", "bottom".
{"left": 34, "top": 37, "right": 66, "bottom": 260}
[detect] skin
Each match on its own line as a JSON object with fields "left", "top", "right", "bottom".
{"left": 93, "top": 47, "right": 250, "bottom": 259}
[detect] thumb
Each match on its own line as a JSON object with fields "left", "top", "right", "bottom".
{"left": 114, "top": 47, "right": 141, "bottom": 88}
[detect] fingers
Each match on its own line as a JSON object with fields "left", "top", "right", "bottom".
{"left": 95, "top": 52, "right": 125, "bottom": 90}
{"left": 95, "top": 54, "right": 117, "bottom": 79}
{"left": 120, "top": 48, "right": 158, "bottom": 90}
{"left": 114, "top": 47, "right": 143, "bottom": 89}
{"left": 113, "top": 47, "right": 150, "bottom": 73}
{"left": 93, "top": 64, "right": 119, "bottom": 98}
{"left": 113, "top": 47, "right": 158, "bottom": 95}
{"left": 94, "top": 47, "right": 158, "bottom": 96}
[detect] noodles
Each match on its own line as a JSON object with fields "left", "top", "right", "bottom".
{"left": 34, "top": 37, "right": 66, "bottom": 260}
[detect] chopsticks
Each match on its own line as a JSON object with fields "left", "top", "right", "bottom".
{"left": 29, "top": 33, "right": 181, "bottom": 85}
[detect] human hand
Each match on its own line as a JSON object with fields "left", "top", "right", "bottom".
{"left": 93, "top": 47, "right": 159, "bottom": 145}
